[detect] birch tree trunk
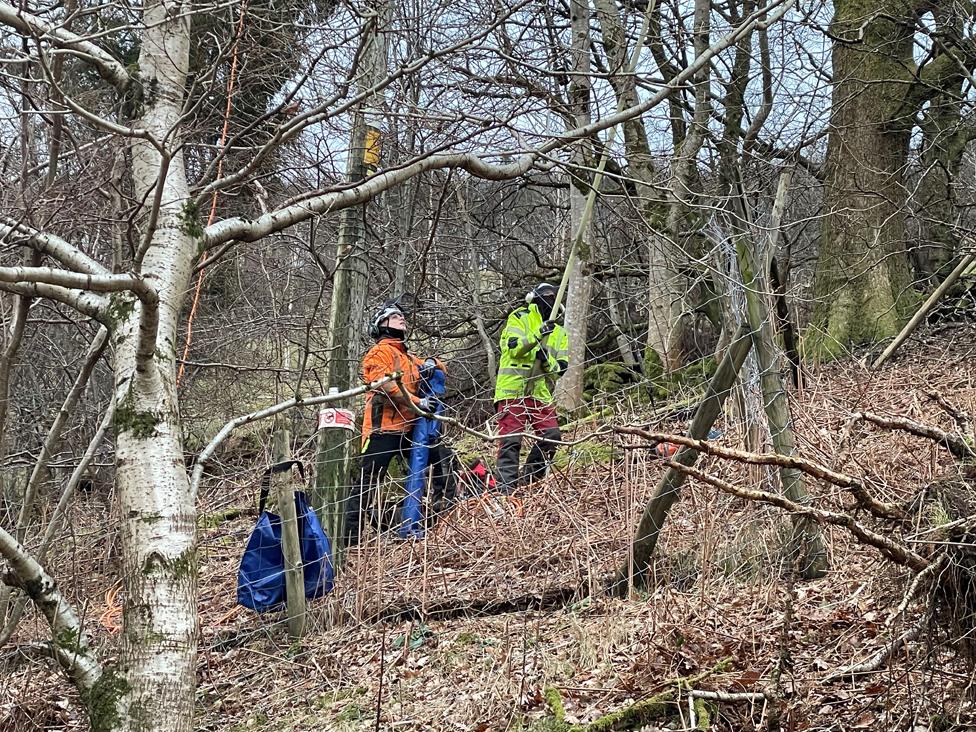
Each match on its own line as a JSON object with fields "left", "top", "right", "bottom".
{"left": 112, "top": 1, "right": 198, "bottom": 727}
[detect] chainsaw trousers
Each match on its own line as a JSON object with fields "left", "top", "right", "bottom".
{"left": 495, "top": 398, "right": 561, "bottom": 494}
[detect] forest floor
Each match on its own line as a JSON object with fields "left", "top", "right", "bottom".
{"left": 3, "top": 321, "right": 976, "bottom": 731}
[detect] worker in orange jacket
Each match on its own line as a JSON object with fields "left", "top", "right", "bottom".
{"left": 342, "top": 301, "right": 455, "bottom": 546}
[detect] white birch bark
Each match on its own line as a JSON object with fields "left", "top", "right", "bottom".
{"left": 0, "top": 525, "right": 104, "bottom": 698}
{"left": 111, "top": 1, "right": 198, "bottom": 728}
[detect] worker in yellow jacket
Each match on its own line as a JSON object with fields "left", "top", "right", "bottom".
{"left": 493, "top": 283, "right": 569, "bottom": 494}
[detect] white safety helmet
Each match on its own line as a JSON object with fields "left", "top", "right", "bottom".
{"left": 369, "top": 302, "right": 406, "bottom": 340}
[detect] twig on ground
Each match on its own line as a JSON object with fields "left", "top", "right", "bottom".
{"left": 924, "top": 390, "right": 973, "bottom": 436}
{"left": 854, "top": 411, "right": 976, "bottom": 462}
{"left": 824, "top": 617, "right": 927, "bottom": 681}
{"left": 688, "top": 689, "right": 767, "bottom": 702}
{"left": 890, "top": 554, "right": 948, "bottom": 625}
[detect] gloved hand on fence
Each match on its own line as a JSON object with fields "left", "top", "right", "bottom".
{"left": 538, "top": 320, "right": 556, "bottom": 337}
{"left": 417, "top": 396, "right": 438, "bottom": 413}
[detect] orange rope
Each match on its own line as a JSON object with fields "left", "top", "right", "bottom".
{"left": 98, "top": 583, "right": 123, "bottom": 633}
{"left": 177, "top": 0, "right": 249, "bottom": 386}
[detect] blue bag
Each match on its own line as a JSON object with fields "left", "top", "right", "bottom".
{"left": 237, "top": 460, "right": 334, "bottom": 612}
{"left": 399, "top": 362, "right": 447, "bottom": 539}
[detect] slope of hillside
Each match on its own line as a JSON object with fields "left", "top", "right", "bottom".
{"left": 3, "top": 322, "right": 975, "bottom": 731}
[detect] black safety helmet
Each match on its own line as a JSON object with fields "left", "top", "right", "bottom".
{"left": 369, "top": 301, "right": 407, "bottom": 341}
{"left": 525, "top": 282, "right": 560, "bottom": 320}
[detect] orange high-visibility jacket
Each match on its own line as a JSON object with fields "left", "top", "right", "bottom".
{"left": 361, "top": 338, "right": 445, "bottom": 444}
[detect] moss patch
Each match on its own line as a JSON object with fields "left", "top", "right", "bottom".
{"left": 179, "top": 200, "right": 204, "bottom": 239}
{"left": 142, "top": 547, "right": 197, "bottom": 581}
{"left": 114, "top": 393, "right": 162, "bottom": 439}
{"left": 582, "top": 362, "right": 639, "bottom": 399}
{"left": 552, "top": 439, "right": 614, "bottom": 470}
{"left": 83, "top": 669, "right": 130, "bottom": 732}
{"left": 105, "top": 295, "right": 136, "bottom": 331}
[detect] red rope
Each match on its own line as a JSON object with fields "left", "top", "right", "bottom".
{"left": 177, "top": 0, "right": 249, "bottom": 386}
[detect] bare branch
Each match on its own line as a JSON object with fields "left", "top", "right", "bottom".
{"left": 0, "top": 524, "right": 102, "bottom": 693}
{"left": 0, "top": 396, "right": 115, "bottom": 646}
{"left": 614, "top": 425, "right": 906, "bottom": 520}
{"left": 0, "top": 1, "right": 130, "bottom": 89}
{"left": 0, "top": 267, "right": 159, "bottom": 358}
{"left": 203, "top": 0, "right": 797, "bottom": 248}
{"left": 0, "top": 217, "right": 108, "bottom": 275}
{"left": 824, "top": 616, "right": 927, "bottom": 681}
{"left": 0, "top": 281, "right": 107, "bottom": 320}
{"left": 0, "top": 265, "right": 154, "bottom": 298}
{"left": 663, "top": 459, "right": 929, "bottom": 571}
{"left": 190, "top": 374, "right": 398, "bottom": 498}
{"left": 854, "top": 411, "right": 976, "bottom": 462}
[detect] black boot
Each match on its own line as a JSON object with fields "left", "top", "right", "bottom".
{"left": 495, "top": 436, "right": 522, "bottom": 494}
{"left": 520, "top": 428, "right": 561, "bottom": 487}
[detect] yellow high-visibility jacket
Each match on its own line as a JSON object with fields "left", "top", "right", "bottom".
{"left": 493, "top": 303, "right": 569, "bottom": 404}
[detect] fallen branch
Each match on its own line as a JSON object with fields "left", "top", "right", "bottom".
{"left": 872, "top": 251, "right": 976, "bottom": 370}
{"left": 890, "top": 554, "right": 947, "bottom": 625}
{"left": 824, "top": 617, "right": 926, "bottom": 681}
{"left": 544, "top": 658, "right": 732, "bottom": 731}
{"left": 854, "top": 411, "right": 976, "bottom": 462}
{"left": 924, "top": 390, "right": 973, "bottom": 436}
{"left": 375, "top": 585, "right": 584, "bottom": 624}
{"left": 688, "top": 689, "right": 767, "bottom": 703}
{"left": 615, "top": 425, "right": 906, "bottom": 520}
{"left": 663, "top": 460, "right": 929, "bottom": 571}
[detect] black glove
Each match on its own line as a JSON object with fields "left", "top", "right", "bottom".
{"left": 538, "top": 320, "right": 556, "bottom": 337}
{"left": 536, "top": 347, "right": 558, "bottom": 373}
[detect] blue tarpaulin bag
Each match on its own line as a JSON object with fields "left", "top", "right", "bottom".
{"left": 399, "top": 361, "right": 447, "bottom": 539}
{"left": 237, "top": 460, "right": 334, "bottom": 612}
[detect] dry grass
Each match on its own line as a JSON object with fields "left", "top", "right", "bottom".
{"left": 4, "top": 323, "right": 976, "bottom": 730}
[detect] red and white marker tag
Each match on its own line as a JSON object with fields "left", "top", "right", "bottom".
{"left": 317, "top": 408, "right": 355, "bottom": 431}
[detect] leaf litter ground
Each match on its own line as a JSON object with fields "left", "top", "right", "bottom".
{"left": 3, "top": 323, "right": 976, "bottom": 730}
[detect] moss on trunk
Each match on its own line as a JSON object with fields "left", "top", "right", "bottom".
{"left": 809, "top": 0, "right": 920, "bottom": 357}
